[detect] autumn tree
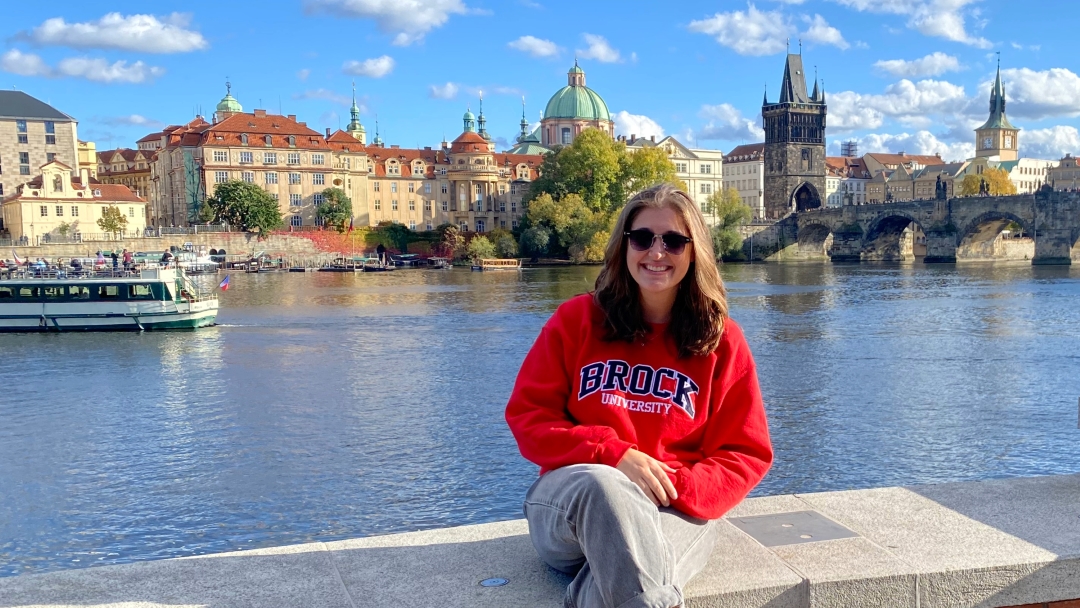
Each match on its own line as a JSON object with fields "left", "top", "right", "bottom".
{"left": 984, "top": 167, "right": 1017, "bottom": 195}
{"left": 97, "top": 206, "right": 128, "bottom": 238}
{"left": 436, "top": 223, "right": 465, "bottom": 259}
{"left": 315, "top": 187, "right": 353, "bottom": 233}
{"left": 205, "top": 180, "right": 283, "bottom": 236}
{"left": 960, "top": 174, "right": 982, "bottom": 196}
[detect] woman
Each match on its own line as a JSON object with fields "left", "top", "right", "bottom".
{"left": 505, "top": 184, "right": 772, "bottom": 608}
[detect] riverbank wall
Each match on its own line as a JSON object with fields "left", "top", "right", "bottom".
{"left": 3, "top": 472, "right": 1079, "bottom": 607}
{"left": 5, "top": 232, "right": 326, "bottom": 260}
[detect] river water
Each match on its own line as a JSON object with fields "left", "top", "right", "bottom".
{"left": 2, "top": 264, "right": 1079, "bottom": 577}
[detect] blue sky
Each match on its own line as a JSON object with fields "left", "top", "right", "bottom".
{"left": 3, "top": 1, "right": 1079, "bottom": 162}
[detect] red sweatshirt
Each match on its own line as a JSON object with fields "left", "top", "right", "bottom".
{"left": 505, "top": 294, "right": 772, "bottom": 520}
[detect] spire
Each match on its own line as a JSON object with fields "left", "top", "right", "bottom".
{"left": 477, "top": 91, "right": 490, "bottom": 141}
{"left": 346, "top": 81, "right": 366, "bottom": 142}
{"left": 977, "top": 52, "right": 1015, "bottom": 131}
{"left": 779, "top": 53, "right": 809, "bottom": 104}
{"left": 373, "top": 114, "right": 383, "bottom": 147}
{"left": 763, "top": 84, "right": 769, "bottom": 106}
{"left": 518, "top": 96, "right": 529, "bottom": 142}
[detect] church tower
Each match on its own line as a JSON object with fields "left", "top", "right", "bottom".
{"left": 975, "top": 57, "right": 1019, "bottom": 161}
{"left": 762, "top": 51, "right": 827, "bottom": 219}
{"left": 345, "top": 82, "right": 366, "bottom": 144}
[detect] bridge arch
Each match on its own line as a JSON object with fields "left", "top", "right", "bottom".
{"left": 862, "top": 212, "right": 927, "bottom": 262}
{"left": 796, "top": 222, "right": 834, "bottom": 259}
{"left": 791, "top": 182, "right": 822, "bottom": 213}
{"left": 957, "top": 211, "right": 1035, "bottom": 262}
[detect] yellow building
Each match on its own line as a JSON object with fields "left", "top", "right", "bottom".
{"left": 1, "top": 161, "right": 147, "bottom": 244}
{"left": 97, "top": 148, "right": 153, "bottom": 199}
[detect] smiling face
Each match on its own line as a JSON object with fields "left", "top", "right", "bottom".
{"left": 626, "top": 205, "right": 694, "bottom": 311}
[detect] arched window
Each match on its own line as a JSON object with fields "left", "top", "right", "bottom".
{"left": 264, "top": 135, "right": 272, "bottom": 145}
{"left": 475, "top": 158, "right": 483, "bottom": 164}
{"left": 241, "top": 133, "right": 248, "bottom": 145}
{"left": 561, "top": 128, "right": 572, "bottom": 144}
{"left": 288, "top": 135, "right": 295, "bottom": 147}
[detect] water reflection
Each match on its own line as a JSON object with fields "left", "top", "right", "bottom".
{"left": 1, "top": 263, "right": 1078, "bottom": 577}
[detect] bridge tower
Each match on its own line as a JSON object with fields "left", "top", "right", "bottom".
{"left": 975, "top": 56, "right": 1019, "bottom": 161}
{"left": 762, "top": 50, "right": 827, "bottom": 219}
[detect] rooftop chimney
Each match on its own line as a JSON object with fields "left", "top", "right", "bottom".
{"left": 650, "top": 135, "right": 655, "bottom": 142}
{"left": 287, "top": 114, "right": 296, "bottom": 121}
{"left": 254, "top": 109, "right": 267, "bottom": 117}
{"left": 630, "top": 133, "right": 636, "bottom": 142}
{"left": 79, "top": 168, "right": 89, "bottom": 185}
{"left": 326, "top": 128, "right": 331, "bottom": 137}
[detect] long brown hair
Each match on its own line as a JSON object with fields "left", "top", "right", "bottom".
{"left": 593, "top": 183, "right": 728, "bottom": 358}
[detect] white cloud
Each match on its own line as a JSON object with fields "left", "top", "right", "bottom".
{"left": 831, "top": 0, "right": 990, "bottom": 48}
{"left": 689, "top": 5, "right": 793, "bottom": 56}
{"left": 997, "top": 67, "right": 1080, "bottom": 120}
{"left": 101, "top": 114, "right": 163, "bottom": 127}
{"left": 874, "top": 52, "right": 962, "bottom": 78}
{"left": 827, "top": 91, "right": 885, "bottom": 132}
{"left": 508, "top": 35, "right": 560, "bottom": 58}
{"left": 696, "top": 103, "right": 765, "bottom": 141}
{"left": 577, "top": 34, "right": 622, "bottom": 63}
{"left": 429, "top": 82, "right": 459, "bottom": 99}
{"left": 612, "top": 111, "right": 665, "bottom": 140}
{"left": 839, "top": 130, "right": 974, "bottom": 162}
{"left": 828, "top": 79, "right": 969, "bottom": 134}
{"left": 0, "top": 49, "right": 52, "bottom": 77}
{"left": 801, "top": 14, "right": 849, "bottom": 50}
{"left": 342, "top": 55, "right": 395, "bottom": 78}
{"left": 23, "top": 12, "right": 207, "bottom": 54}
{"left": 297, "top": 68, "right": 311, "bottom": 81}
{"left": 56, "top": 57, "right": 165, "bottom": 83}
{"left": 304, "top": 0, "right": 468, "bottom": 45}
{"left": 294, "top": 89, "right": 356, "bottom": 107}
{"left": 1021, "top": 126, "right": 1080, "bottom": 159}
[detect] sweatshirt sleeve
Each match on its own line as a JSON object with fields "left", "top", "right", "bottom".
{"left": 669, "top": 324, "right": 773, "bottom": 520}
{"left": 505, "top": 303, "right": 636, "bottom": 470}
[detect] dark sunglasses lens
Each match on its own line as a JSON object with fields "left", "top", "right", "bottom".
{"left": 661, "top": 234, "right": 689, "bottom": 254}
{"left": 627, "top": 230, "right": 654, "bottom": 251}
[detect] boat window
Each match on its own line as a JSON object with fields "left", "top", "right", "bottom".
{"left": 18, "top": 287, "right": 39, "bottom": 298}
{"left": 128, "top": 284, "right": 155, "bottom": 299}
{"left": 98, "top": 285, "right": 120, "bottom": 299}
{"left": 43, "top": 287, "right": 65, "bottom": 298}
{"left": 0, "top": 287, "right": 12, "bottom": 299}
{"left": 69, "top": 286, "right": 90, "bottom": 299}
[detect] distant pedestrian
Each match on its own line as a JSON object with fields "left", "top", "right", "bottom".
{"left": 96, "top": 251, "right": 105, "bottom": 268}
{"left": 122, "top": 248, "right": 133, "bottom": 271}
{"left": 110, "top": 251, "right": 119, "bottom": 270}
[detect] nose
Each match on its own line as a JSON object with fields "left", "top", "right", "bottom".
{"left": 648, "top": 237, "right": 666, "bottom": 257}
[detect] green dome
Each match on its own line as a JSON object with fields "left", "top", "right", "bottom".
{"left": 543, "top": 85, "right": 610, "bottom": 121}
{"left": 463, "top": 110, "right": 475, "bottom": 121}
{"left": 217, "top": 93, "right": 242, "bottom": 113}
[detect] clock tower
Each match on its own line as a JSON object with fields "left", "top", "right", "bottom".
{"left": 975, "top": 57, "right": 1019, "bottom": 161}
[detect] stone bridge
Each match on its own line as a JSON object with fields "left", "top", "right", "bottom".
{"left": 793, "top": 190, "right": 1080, "bottom": 264}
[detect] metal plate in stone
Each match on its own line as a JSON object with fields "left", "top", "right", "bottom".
{"left": 728, "top": 510, "right": 859, "bottom": 547}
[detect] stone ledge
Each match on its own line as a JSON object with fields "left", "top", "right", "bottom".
{"left": 2, "top": 473, "right": 1079, "bottom": 607}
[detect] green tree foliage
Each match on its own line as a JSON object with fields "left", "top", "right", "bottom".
{"left": 56, "top": 221, "right": 72, "bottom": 237}
{"left": 315, "top": 187, "right": 353, "bottom": 233}
{"left": 617, "top": 145, "right": 683, "bottom": 204}
{"left": 488, "top": 228, "right": 519, "bottom": 259}
{"left": 709, "top": 187, "right": 753, "bottom": 261}
{"left": 367, "top": 221, "right": 412, "bottom": 252}
{"left": 519, "top": 226, "right": 551, "bottom": 262}
{"left": 96, "top": 206, "right": 128, "bottom": 237}
{"left": 197, "top": 202, "right": 216, "bottom": 223}
{"left": 466, "top": 235, "right": 496, "bottom": 263}
{"left": 205, "top": 180, "right": 283, "bottom": 235}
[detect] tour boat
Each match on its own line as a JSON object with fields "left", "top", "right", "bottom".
{"left": 0, "top": 267, "right": 219, "bottom": 331}
{"left": 470, "top": 258, "right": 523, "bottom": 271}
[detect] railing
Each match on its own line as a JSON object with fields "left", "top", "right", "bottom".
{"left": 36, "top": 234, "right": 82, "bottom": 245}
{"left": 158, "top": 225, "right": 230, "bottom": 235}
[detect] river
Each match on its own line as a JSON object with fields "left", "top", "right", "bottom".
{"left": 1, "top": 263, "right": 1078, "bottom": 576}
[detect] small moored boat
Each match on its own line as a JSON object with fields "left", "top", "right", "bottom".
{"left": 470, "top": 258, "right": 522, "bottom": 271}
{"left": 0, "top": 267, "right": 219, "bottom": 331}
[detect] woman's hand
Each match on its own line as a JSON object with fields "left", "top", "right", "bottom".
{"left": 616, "top": 449, "right": 678, "bottom": 507}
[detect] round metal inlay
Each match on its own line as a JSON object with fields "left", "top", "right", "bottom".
{"left": 480, "top": 578, "right": 509, "bottom": 587}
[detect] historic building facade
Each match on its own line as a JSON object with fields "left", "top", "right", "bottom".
{"left": 1, "top": 160, "right": 147, "bottom": 243}
{"left": 722, "top": 144, "right": 764, "bottom": 219}
{"left": 97, "top": 149, "right": 153, "bottom": 199}
{"left": 762, "top": 53, "right": 828, "bottom": 219}
{"left": 975, "top": 60, "right": 1019, "bottom": 161}
{"left": 0, "top": 91, "right": 80, "bottom": 205}
{"left": 623, "top": 135, "right": 723, "bottom": 222}
{"left": 540, "top": 62, "right": 614, "bottom": 147}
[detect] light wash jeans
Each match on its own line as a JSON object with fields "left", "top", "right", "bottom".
{"left": 523, "top": 464, "right": 718, "bottom": 608}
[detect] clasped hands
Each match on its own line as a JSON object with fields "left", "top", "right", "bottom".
{"left": 615, "top": 448, "right": 678, "bottom": 507}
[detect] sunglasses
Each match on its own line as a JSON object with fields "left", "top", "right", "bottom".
{"left": 624, "top": 229, "right": 692, "bottom": 255}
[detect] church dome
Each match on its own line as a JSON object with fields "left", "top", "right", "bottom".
{"left": 543, "top": 62, "right": 610, "bottom": 121}
{"left": 216, "top": 83, "right": 242, "bottom": 114}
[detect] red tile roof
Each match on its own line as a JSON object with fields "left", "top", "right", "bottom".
{"left": 724, "top": 143, "right": 764, "bottom": 162}
{"left": 450, "top": 131, "right": 491, "bottom": 153}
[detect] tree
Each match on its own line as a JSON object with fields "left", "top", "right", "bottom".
{"left": 708, "top": 187, "right": 753, "bottom": 261}
{"left": 205, "top": 180, "right": 283, "bottom": 235}
{"left": 488, "top": 229, "right": 519, "bottom": 259}
{"left": 369, "top": 221, "right": 412, "bottom": 252}
{"left": 616, "top": 145, "right": 683, "bottom": 204}
{"left": 519, "top": 225, "right": 551, "bottom": 262}
{"left": 984, "top": 167, "right": 1017, "bottom": 195}
{"left": 960, "top": 174, "right": 982, "bottom": 196}
{"left": 436, "top": 223, "right": 464, "bottom": 259}
{"left": 466, "top": 235, "right": 496, "bottom": 263}
{"left": 97, "top": 206, "right": 128, "bottom": 238}
{"left": 56, "top": 221, "right": 72, "bottom": 237}
{"left": 197, "top": 201, "right": 216, "bottom": 223}
{"left": 316, "top": 187, "right": 353, "bottom": 233}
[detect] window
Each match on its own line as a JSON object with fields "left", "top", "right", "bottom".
{"left": 700, "top": 164, "right": 710, "bottom": 174}
{"left": 409, "top": 200, "right": 415, "bottom": 211}
{"left": 391, "top": 182, "right": 397, "bottom": 193}
{"left": 288, "top": 136, "right": 296, "bottom": 147}
{"left": 264, "top": 152, "right": 277, "bottom": 164}
{"left": 19, "top": 152, "right": 30, "bottom": 175}
{"left": 498, "top": 184, "right": 506, "bottom": 195}
{"left": 16, "top": 120, "right": 27, "bottom": 144}
{"left": 500, "top": 202, "right": 506, "bottom": 212}
{"left": 373, "top": 182, "right": 380, "bottom": 192}
{"left": 391, "top": 200, "right": 398, "bottom": 210}
{"left": 312, "top": 153, "right": 324, "bottom": 165}
{"left": 424, "top": 201, "right": 431, "bottom": 211}
{"left": 71, "top": 206, "right": 78, "bottom": 217}
{"left": 128, "top": 285, "right": 154, "bottom": 299}
{"left": 46, "top": 152, "right": 56, "bottom": 163}
{"left": 265, "top": 172, "right": 278, "bottom": 184}
{"left": 441, "top": 184, "right": 448, "bottom": 193}
{"left": 511, "top": 201, "right": 517, "bottom": 212}
{"left": 55, "top": 205, "right": 63, "bottom": 216}
{"left": 69, "top": 286, "right": 89, "bottom": 299}
{"left": 290, "top": 194, "right": 302, "bottom": 206}
{"left": 313, "top": 193, "right": 325, "bottom": 206}
{"left": 40, "top": 205, "right": 48, "bottom": 217}
{"left": 241, "top": 133, "right": 249, "bottom": 145}
{"left": 313, "top": 173, "right": 325, "bottom": 185}
{"left": 287, "top": 153, "right": 300, "bottom": 165}
{"left": 242, "top": 171, "right": 254, "bottom": 183}
{"left": 215, "top": 171, "right": 229, "bottom": 183}
{"left": 240, "top": 151, "right": 253, "bottom": 164}
{"left": 700, "top": 183, "right": 712, "bottom": 194}
{"left": 129, "top": 207, "right": 135, "bottom": 217}
{"left": 441, "top": 201, "right": 447, "bottom": 211}
{"left": 475, "top": 184, "right": 482, "bottom": 201}
{"left": 289, "top": 173, "right": 301, "bottom": 185}
{"left": 424, "top": 183, "right": 431, "bottom": 194}
{"left": 426, "top": 223, "right": 433, "bottom": 231}
{"left": 675, "top": 162, "right": 687, "bottom": 172}
{"left": 374, "top": 200, "right": 381, "bottom": 210}
{"left": 408, "top": 183, "right": 415, "bottom": 193}
{"left": 213, "top": 150, "right": 228, "bottom": 162}
{"left": 460, "top": 222, "right": 468, "bottom": 232}
{"left": 409, "top": 221, "right": 416, "bottom": 230}
{"left": 512, "top": 220, "right": 518, "bottom": 229}
{"left": 264, "top": 135, "right": 273, "bottom": 146}
{"left": 291, "top": 215, "right": 302, "bottom": 227}
{"left": 561, "top": 128, "right": 572, "bottom": 144}
{"left": 476, "top": 220, "right": 485, "bottom": 232}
